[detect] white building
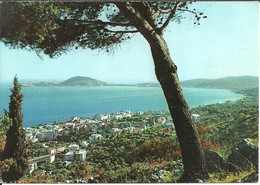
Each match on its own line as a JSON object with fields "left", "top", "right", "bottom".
{"left": 111, "top": 110, "right": 132, "bottom": 120}
{"left": 45, "top": 124, "right": 56, "bottom": 130}
{"left": 68, "top": 144, "right": 80, "bottom": 152}
{"left": 31, "top": 138, "right": 39, "bottom": 143}
{"left": 89, "top": 134, "right": 103, "bottom": 143}
{"left": 43, "top": 130, "right": 57, "bottom": 141}
{"left": 49, "top": 146, "right": 66, "bottom": 155}
{"left": 81, "top": 141, "right": 89, "bottom": 148}
{"left": 63, "top": 149, "right": 86, "bottom": 162}
{"left": 95, "top": 114, "right": 110, "bottom": 122}
{"left": 71, "top": 116, "right": 80, "bottom": 122}
{"left": 64, "top": 151, "right": 75, "bottom": 161}
{"left": 155, "top": 116, "right": 167, "bottom": 124}
{"left": 28, "top": 162, "right": 37, "bottom": 174}
{"left": 74, "top": 149, "right": 86, "bottom": 162}
{"left": 25, "top": 132, "right": 33, "bottom": 142}
{"left": 65, "top": 122, "right": 76, "bottom": 127}
{"left": 163, "top": 120, "right": 174, "bottom": 129}
{"left": 111, "top": 115, "right": 123, "bottom": 121}
{"left": 192, "top": 114, "right": 201, "bottom": 123}
{"left": 46, "top": 154, "right": 55, "bottom": 164}
{"left": 125, "top": 110, "right": 132, "bottom": 115}
{"left": 36, "top": 132, "right": 44, "bottom": 140}
{"left": 53, "top": 126, "right": 63, "bottom": 133}
{"left": 84, "top": 119, "right": 96, "bottom": 124}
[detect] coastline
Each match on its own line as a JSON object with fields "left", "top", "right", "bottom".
{"left": 1, "top": 82, "right": 254, "bottom": 128}
{"left": 21, "top": 87, "right": 246, "bottom": 128}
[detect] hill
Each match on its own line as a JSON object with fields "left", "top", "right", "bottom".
{"left": 21, "top": 76, "right": 107, "bottom": 87}
{"left": 59, "top": 76, "right": 107, "bottom": 86}
{"left": 239, "top": 87, "right": 259, "bottom": 97}
{"left": 181, "top": 76, "right": 258, "bottom": 94}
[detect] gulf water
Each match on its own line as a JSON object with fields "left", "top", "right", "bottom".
{"left": 0, "top": 84, "right": 243, "bottom": 127}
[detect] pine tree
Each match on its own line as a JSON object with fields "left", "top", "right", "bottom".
{"left": 2, "top": 76, "right": 28, "bottom": 183}
{"left": 0, "top": 3, "right": 209, "bottom": 181}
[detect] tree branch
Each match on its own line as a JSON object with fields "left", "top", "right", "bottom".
{"left": 131, "top": 2, "right": 158, "bottom": 30}
{"left": 177, "top": 8, "right": 198, "bottom": 16}
{"left": 73, "top": 19, "right": 133, "bottom": 27}
{"left": 155, "top": 8, "right": 172, "bottom": 15}
{"left": 103, "top": 28, "right": 138, "bottom": 34}
{"left": 152, "top": 2, "right": 187, "bottom": 19}
{"left": 115, "top": 2, "right": 154, "bottom": 39}
{"left": 158, "top": 2, "right": 180, "bottom": 34}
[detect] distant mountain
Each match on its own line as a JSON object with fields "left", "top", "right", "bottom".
{"left": 21, "top": 76, "right": 107, "bottom": 87}
{"left": 181, "top": 76, "right": 258, "bottom": 95}
{"left": 59, "top": 76, "right": 107, "bottom": 86}
{"left": 21, "top": 76, "right": 259, "bottom": 96}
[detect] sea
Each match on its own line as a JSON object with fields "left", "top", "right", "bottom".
{"left": 0, "top": 84, "right": 243, "bottom": 127}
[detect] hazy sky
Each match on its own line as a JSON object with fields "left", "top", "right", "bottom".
{"left": 0, "top": 2, "right": 258, "bottom": 84}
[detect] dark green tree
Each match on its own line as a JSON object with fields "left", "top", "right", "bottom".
{"left": 0, "top": 2, "right": 208, "bottom": 181}
{"left": 1, "top": 76, "right": 28, "bottom": 183}
{"left": 0, "top": 112, "right": 11, "bottom": 159}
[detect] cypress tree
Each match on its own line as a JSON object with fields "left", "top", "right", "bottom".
{"left": 2, "top": 75, "right": 28, "bottom": 182}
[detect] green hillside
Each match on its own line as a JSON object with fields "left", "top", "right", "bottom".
{"left": 21, "top": 82, "right": 56, "bottom": 87}
{"left": 59, "top": 76, "right": 107, "bottom": 86}
{"left": 181, "top": 76, "right": 258, "bottom": 93}
{"left": 239, "top": 87, "right": 259, "bottom": 97}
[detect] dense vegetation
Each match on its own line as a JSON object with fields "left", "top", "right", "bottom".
{"left": 0, "top": 114, "right": 9, "bottom": 161}
{"left": 191, "top": 96, "right": 258, "bottom": 156}
{"left": 86, "top": 127, "right": 182, "bottom": 183}
{"left": 239, "top": 87, "right": 258, "bottom": 97}
{"left": 18, "top": 127, "right": 184, "bottom": 183}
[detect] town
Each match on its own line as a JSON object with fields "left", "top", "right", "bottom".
{"left": 24, "top": 109, "right": 200, "bottom": 181}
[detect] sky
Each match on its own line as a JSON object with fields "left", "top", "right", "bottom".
{"left": 0, "top": 1, "right": 259, "bottom": 84}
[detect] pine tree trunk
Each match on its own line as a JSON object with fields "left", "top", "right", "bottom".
{"left": 116, "top": 2, "right": 208, "bottom": 182}
{"left": 146, "top": 32, "right": 209, "bottom": 182}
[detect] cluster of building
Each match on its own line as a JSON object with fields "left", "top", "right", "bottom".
{"left": 25, "top": 110, "right": 201, "bottom": 175}
{"left": 25, "top": 124, "right": 62, "bottom": 143}
{"left": 94, "top": 110, "right": 132, "bottom": 122}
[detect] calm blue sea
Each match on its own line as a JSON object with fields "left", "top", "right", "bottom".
{"left": 0, "top": 83, "right": 243, "bottom": 127}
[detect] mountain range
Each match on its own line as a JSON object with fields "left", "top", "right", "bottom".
{"left": 21, "top": 75, "right": 258, "bottom": 96}
{"left": 180, "top": 76, "right": 258, "bottom": 91}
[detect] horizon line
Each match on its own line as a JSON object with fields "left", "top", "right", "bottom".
{"left": 1, "top": 75, "right": 258, "bottom": 84}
